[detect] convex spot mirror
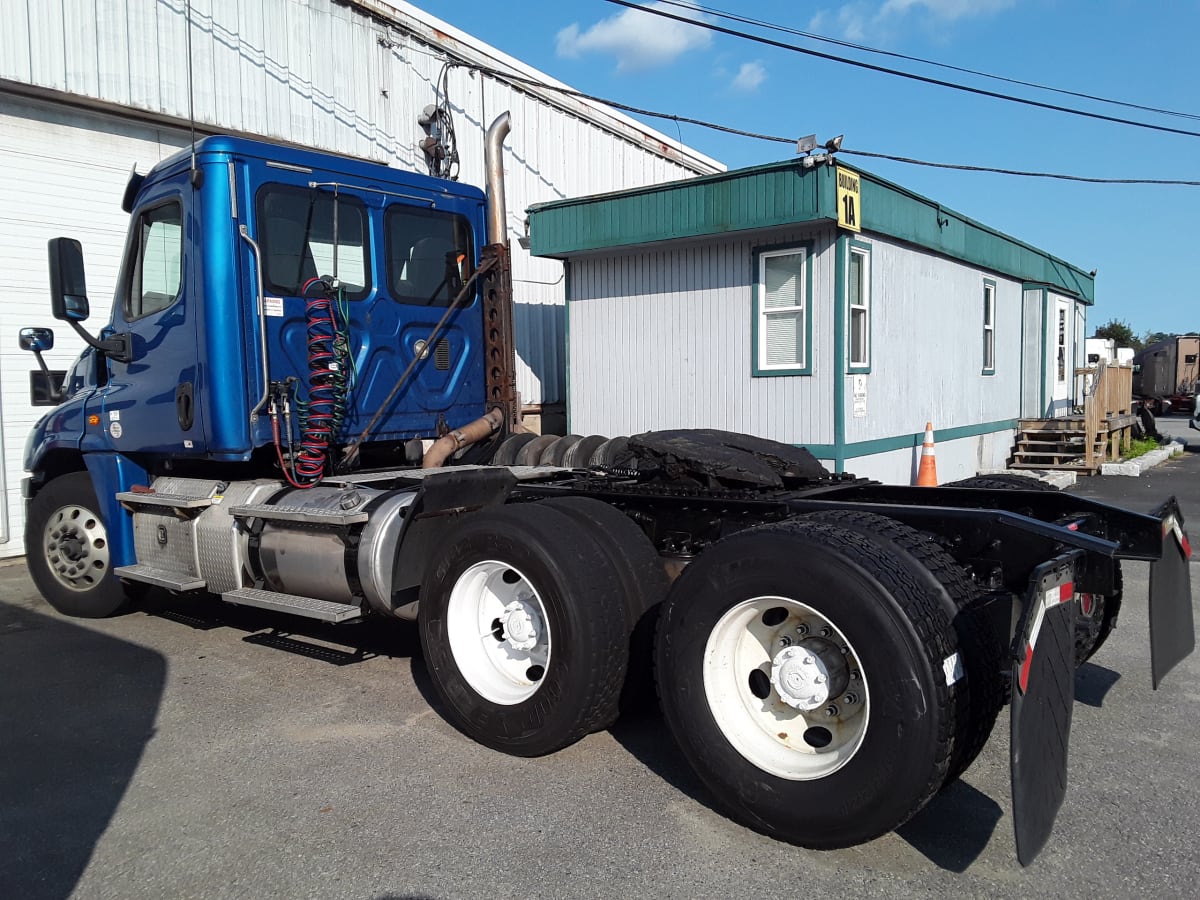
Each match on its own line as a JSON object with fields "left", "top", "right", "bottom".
{"left": 48, "top": 237, "right": 90, "bottom": 322}
{"left": 19, "top": 327, "right": 54, "bottom": 353}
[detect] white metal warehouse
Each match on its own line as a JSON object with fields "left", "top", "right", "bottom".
{"left": 527, "top": 159, "right": 1095, "bottom": 484}
{"left": 0, "top": 0, "right": 722, "bottom": 557}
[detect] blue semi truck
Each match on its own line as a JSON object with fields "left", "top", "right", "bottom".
{"left": 18, "top": 115, "right": 1195, "bottom": 864}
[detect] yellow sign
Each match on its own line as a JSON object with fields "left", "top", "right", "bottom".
{"left": 836, "top": 166, "right": 861, "bottom": 233}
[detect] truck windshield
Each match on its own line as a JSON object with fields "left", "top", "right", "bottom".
{"left": 257, "top": 185, "right": 369, "bottom": 298}
{"left": 385, "top": 206, "right": 473, "bottom": 307}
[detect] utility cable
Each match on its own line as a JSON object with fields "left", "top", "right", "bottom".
{"left": 387, "top": 19, "right": 1200, "bottom": 185}
{"left": 652, "top": 0, "right": 1200, "bottom": 122}
{"left": 601, "top": 0, "right": 1200, "bottom": 140}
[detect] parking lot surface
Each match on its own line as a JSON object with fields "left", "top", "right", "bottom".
{"left": 3, "top": 441, "right": 1199, "bottom": 900}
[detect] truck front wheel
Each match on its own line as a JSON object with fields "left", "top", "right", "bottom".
{"left": 26, "top": 472, "right": 129, "bottom": 618}
{"left": 655, "top": 520, "right": 956, "bottom": 849}
{"left": 418, "top": 504, "right": 630, "bottom": 757}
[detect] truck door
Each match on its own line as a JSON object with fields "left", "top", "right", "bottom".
{"left": 97, "top": 177, "right": 204, "bottom": 454}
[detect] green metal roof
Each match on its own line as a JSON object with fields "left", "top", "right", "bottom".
{"left": 527, "top": 159, "right": 1094, "bottom": 303}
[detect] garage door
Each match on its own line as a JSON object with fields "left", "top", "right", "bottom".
{"left": 0, "top": 92, "right": 187, "bottom": 557}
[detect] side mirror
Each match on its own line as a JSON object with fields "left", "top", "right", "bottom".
{"left": 48, "top": 237, "right": 90, "bottom": 322}
{"left": 19, "top": 327, "right": 54, "bottom": 353}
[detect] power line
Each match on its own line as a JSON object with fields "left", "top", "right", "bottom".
{"left": 387, "top": 24, "right": 1200, "bottom": 185}
{"left": 654, "top": 0, "right": 1200, "bottom": 123}
{"left": 601, "top": 0, "right": 1200, "bottom": 140}
{"left": 839, "top": 149, "right": 1200, "bottom": 185}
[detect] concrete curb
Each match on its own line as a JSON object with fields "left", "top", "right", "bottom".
{"left": 1099, "top": 441, "right": 1186, "bottom": 477}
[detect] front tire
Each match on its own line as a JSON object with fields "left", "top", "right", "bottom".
{"left": 418, "top": 504, "right": 630, "bottom": 757}
{"left": 655, "top": 519, "right": 957, "bottom": 849}
{"left": 26, "top": 472, "right": 129, "bottom": 618}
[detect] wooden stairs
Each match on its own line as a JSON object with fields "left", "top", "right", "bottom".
{"left": 1010, "top": 418, "right": 1104, "bottom": 472}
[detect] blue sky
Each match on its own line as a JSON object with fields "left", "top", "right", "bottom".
{"left": 419, "top": 0, "right": 1198, "bottom": 338}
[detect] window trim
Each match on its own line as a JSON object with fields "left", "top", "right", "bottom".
{"left": 846, "top": 239, "right": 872, "bottom": 373}
{"left": 752, "top": 242, "right": 814, "bottom": 377}
{"left": 982, "top": 278, "right": 997, "bottom": 376}
{"left": 255, "top": 183, "right": 371, "bottom": 300}
{"left": 122, "top": 197, "right": 185, "bottom": 322}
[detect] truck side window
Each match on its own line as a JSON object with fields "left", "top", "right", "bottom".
{"left": 385, "top": 206, "right": 473, "bottom": 307}
{"left": 257, "top": 185, "right": 369, "bottom": 298}
{"left": 126, "top": 202, "right": 183, "bottom": 319}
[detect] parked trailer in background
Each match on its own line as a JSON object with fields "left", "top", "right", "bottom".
{"left": 1133, "top": 335, "right": 1200, "bottom": 415}
{"left": 18, "top": 117, "right": 1195, "bottom": 865}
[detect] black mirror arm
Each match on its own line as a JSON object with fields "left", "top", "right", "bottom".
{"left": 26, "top": 348, "right": 66, "bottom": 403}
{"left": 65, "top": 319, "right": 131, "bottom": 363}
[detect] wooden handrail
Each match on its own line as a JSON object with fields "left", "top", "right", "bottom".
{"left": 1081, "top": 363, "right": 1134, "bottom": 468}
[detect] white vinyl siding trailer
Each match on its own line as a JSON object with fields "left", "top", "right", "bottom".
{"left": 0, "top": 0, "right": 721, "bottom": 557}
{"left": 528, "top": 160, "right": 1094, "bottom": 485}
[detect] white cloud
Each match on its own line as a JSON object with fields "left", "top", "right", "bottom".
{"left": 731, "top": 61, "right": 767, "bottom": 92}
{"left": 556, "top": 2, "right": 713, "bottom": 72}
{"left": 810, "top": 0, "right": 1016, "bottom": 41}
{"left": 880, "top": 0, "right": 1016, "bottom": 20}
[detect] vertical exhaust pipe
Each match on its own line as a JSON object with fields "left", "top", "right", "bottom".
{"left": 485, "top": 112, "right": 511, "bottom": 246}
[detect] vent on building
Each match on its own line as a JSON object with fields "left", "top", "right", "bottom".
{"left": 435, "top": 339, "right": 451, "bottom": 370}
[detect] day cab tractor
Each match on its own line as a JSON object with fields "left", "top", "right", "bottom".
{"left": 19, "top": 113, "right": 1195, "bottom": 865}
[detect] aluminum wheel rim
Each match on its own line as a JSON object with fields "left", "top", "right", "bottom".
{"left": 43, "top": 503, "right": 110, "bottom": 593}
{"left": 446, "top": 560, "right": 551, "bottom": 705}
{"left": 703, "top": 596, "right": 870, "bottom": 780}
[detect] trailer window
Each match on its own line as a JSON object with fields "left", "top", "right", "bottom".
{"left": 754, "top": 245, "right": 812, "bottom": 376}
{"left": 982, "top": 280, "right": 996, "bottom": 375}
{"left": 257, "top": 185, "right": 369, "bottom": 298}
{"left": 126, "top": 202, "right": 183, "bottom": 320}
{"left": 847, "top": 242, "right": 871, "bottom": 371}
{"left": 385, "top": 206, "right": 474, "bottom": 307}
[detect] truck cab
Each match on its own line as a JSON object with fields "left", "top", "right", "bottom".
{"left": 23, "top": 135, "right": 489, "bottom": 483}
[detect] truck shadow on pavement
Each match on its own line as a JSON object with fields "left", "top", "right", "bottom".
{"left": 138, "top": 590, "right": 422, "bottom": 664}
{"left": 0, "top": 600, "right": 166, "bottom": 900}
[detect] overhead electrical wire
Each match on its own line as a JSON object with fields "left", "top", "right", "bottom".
{"left": 652, "top": 0, "right": 1200, "bottom": 123}
{"left": 384, "top": 19, "right": 1199, "bottom": 185}
{"left": 600, "top": 0, "right": 1200, "bottom": 140}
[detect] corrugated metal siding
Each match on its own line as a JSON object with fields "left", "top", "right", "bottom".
{"left": 842, "top": 233, "right": 1022, "bottom": 443}
{"left": 0, "top": 0, "right": 717, "bottom": 407}
{"left": 567, "top": 227, "right": 836, "bottom": 443}
{"left": 0, "top": 94, "right": 190, "bottom": 557}
{"left": 845, "top": 430, "right": 1015, "bottom": 485}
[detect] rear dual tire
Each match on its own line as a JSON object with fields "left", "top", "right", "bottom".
{"left": 654, "top": 519, "right": 958, "bottom": 849}
{"left": 418, "top": 504, "right": 633, "bottom": 757}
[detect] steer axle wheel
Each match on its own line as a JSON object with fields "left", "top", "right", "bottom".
{"left": 419, "top": 504, "right": 632, "bottom": 757}
{"left": 655, "top": 519, "right": 957, "bottom": 849}
{"left": 26, "top": 472, "right": 131, "bottom": 619}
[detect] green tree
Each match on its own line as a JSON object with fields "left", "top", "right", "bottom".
{"left": 1093, "top": 318, "right": 1142, "bottom": 351}
{"left": 1143, "top": 330, "right": 1177, "bottom": 347}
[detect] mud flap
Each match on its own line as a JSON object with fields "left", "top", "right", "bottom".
{"left": 1149, "top": 508, "right": 1194, "bottom": 689}
{"left": 1010, "top": 553, "right": 1079, "bottom": 866}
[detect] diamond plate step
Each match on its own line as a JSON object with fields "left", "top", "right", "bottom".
{"left": 226, "top": 504, "right": 368, "bottom": 526}
{"left": 114, "top": 564, "right": 207, "bottom": 591}
{"left": 116, "top": 491, "right": 215, "bottom": 510}
{"left": 222, "top": 587, "right": 364, "bottom": 622}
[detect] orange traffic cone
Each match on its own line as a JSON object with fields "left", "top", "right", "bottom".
{"left": 916, "top": 421, "right": 938, "bottom": 487}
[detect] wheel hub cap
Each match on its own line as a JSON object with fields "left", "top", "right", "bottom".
{"left": 770, "top": 638, "right": 849, "bottom": 711}
{"left": 501, "top": 599, "right": 541, "bottom": 651}
{"left": 44, "top": 504, "right": 110, "bottom": 592}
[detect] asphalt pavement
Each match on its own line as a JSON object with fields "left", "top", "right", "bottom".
{"left": 2, "top": 434, "right": 1199, "bottom": 900}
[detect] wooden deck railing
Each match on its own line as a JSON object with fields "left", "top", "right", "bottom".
{"left": 1079, "top": 363, "right": 1134, "bottom": 469}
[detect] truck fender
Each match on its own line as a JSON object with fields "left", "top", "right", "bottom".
{"left": 80, "top": 453, "right": 150, "bottom": 569}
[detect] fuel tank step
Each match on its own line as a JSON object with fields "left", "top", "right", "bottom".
{"left": 222, "top": 587, "right": 364, "bottom": 623}
{"left": 115, "top": 491, "right": 215, "bottom": 510}
{"left": 114, "top": 564, "right": 207, "bottom": 592}
{"left": 226, "top": 503, "right": 369, "bottom": 526}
